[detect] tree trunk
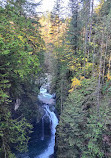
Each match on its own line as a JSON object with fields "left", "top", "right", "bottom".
{"left": 2, "top": 137, "right": 7, "bottom": 158}
{"left": 102, "top": 38, "right": 107, "bottom": 83}
{"left": 61, "top": 80, "right": 63, "bottom": 113}
{"left": 97, "top": 31, "right": 103, "bottom": 118}
{"left": 83, "top": 0, "right": 91, "bottom": 76}
{"left": 89, "top": 0, "right": 94, "bottom": 42}
{"left": 92, "top": 38, "right": 95, "bottom": 76}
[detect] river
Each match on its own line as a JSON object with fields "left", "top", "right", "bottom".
{"left": 17, "top": 83, "right": 58, "bottom": 158}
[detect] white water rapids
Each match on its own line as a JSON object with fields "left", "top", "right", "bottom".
{"left": 37, "top": 86, "right": 58, "bottom": 158}
{"left": 17, "top": 80, "right": 58, "bottom": 158}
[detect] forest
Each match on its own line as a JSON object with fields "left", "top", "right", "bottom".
{"left": 0, "top": 0, "right": 111, "bottom": 158}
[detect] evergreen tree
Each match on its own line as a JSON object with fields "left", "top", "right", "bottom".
{"left": 0, "top": 1, "right": 44, "bottom": 157}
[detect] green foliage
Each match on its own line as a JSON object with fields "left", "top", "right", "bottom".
{"left": 55, "top": 1, "right": 111, "bottom": 157}
{"left": 57, "top": 76, "right": 111, "bottom": 157}
{"left": 0, "top": 1, "right": 44, "bottom": 157}
{"left": 0, "top": 102, "right": 33, "bottom": 157}
{"left": 57, "top": 78, "right": 97, "bottom": 157}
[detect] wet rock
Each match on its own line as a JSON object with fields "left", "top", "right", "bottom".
{"left": 14, "top": 98, "right": 21, "bottom": 111}
{"left": 49, "top": 154, "right": 54, "bottom": 158}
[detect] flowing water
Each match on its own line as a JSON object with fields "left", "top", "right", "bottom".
{"left": 35, "top": 86, "right": 58, "bottom": 158}
{"left": 18, "top": 85, "right": 58, "bottom": 158}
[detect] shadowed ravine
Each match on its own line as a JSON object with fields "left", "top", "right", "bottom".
{"left": 17, "top": 83, "right": 58, "bottom": 158}
{"left": 36, "top": 86, "right": 58, "bottom": 158}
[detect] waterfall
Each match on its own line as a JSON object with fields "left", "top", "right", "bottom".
{"left": 37, "top": 86, "right": 58, "bottom": 158}
{"left": 17, "top": 77, "right": 58, "bottom": 158}
{"left": 41, "top": 117, "right": 44, "bottom": 141}
{"left": 37, "top": 104, "right": 58, "bottom": 158}
{"left": 43, "top": 105, "right": 58, "bottom": 135}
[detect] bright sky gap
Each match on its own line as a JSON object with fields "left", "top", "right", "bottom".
{"left": 35, "top": 0, "right": 100, "bottom": 14}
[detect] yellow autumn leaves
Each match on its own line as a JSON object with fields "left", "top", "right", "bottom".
{"left": 69, "top": 72, "right": 111, "bottom": 93}
{"left": 95, "top": 0, "right": 105, "bottom": 14}
{"left": 69, "top": 77, "right": 81, "bottom": 93}
{"left": 107, "top": 71, "right": 111, "bottom": 81}
{"left": 69, "top": 76, "right": 85, "bottom": 93}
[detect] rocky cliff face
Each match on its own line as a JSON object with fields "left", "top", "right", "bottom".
{"left": 12, "top": 73, "right": 53, "bottom": 123}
